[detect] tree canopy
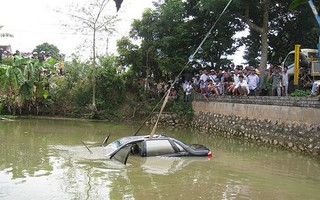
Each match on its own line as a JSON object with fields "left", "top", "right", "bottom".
{"left": 117, "top": 0, "right": 319, "bottom": 84}
{"left": 117, "top": 0, "right": 246, "bottom": 82}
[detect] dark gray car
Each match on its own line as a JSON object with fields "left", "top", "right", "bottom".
{"left": 103, "top": 134, "right": 212, "bottom": 164}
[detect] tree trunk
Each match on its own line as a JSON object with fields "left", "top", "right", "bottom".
{"left": 244, "top": 0, "right": 270, "bottom": 87}
{"left": 259, "top": 0, "right": 270, "bottom": 87}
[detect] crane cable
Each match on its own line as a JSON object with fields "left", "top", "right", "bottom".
{"left": 139, "top": 0, "right": 234, "bottom": 137}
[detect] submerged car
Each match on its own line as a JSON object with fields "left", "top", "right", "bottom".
{"left": 103, "top": 134, "right": 212, "bottom": 164}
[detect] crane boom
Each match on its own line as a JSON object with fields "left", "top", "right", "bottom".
{"left": 308, "top": 0, "right": 320, "bottom": 56}
{"left": 308, "top": 0, "right": 320, "bottom": 25}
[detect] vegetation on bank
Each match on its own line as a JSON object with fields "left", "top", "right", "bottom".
{"left": 0, "top": 53, "right": 192, "bottom": 121}
{"left": 1, "top": 0, "right": 317, "bottom": 121}
{"left": 290, "top": 89, "right": 310, "bottom": 97}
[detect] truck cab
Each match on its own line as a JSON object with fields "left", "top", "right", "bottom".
{"left": 282, "top": 49, "right": 318, "bottom": 75}
{"left": 281, "top": 48, "right": 320, "bottom": 91}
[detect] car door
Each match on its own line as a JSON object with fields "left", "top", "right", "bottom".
{"left": 110, "top": 144, "right": 132, "bottom": 165}
{"left": 142, "top": 139, "right": 179, "bottom": 157}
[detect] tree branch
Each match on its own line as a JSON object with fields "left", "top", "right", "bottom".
{"left": 244, "top": 3, "right": 263, "bottom": 34}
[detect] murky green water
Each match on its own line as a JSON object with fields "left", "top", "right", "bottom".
{"left": 0, "top": 118, "right": 320, "bottom": 200}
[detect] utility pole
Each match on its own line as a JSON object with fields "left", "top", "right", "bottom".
{"left": 106, "top": 37, "right": 109, "bottom": 56}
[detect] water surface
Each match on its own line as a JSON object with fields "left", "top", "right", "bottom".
{"left": 0, "top": 118, "right": 319, "bottom": 200}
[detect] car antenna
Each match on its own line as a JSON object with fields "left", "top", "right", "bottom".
{"left": 82, "top": 141, "right": 93, "bottom": 154}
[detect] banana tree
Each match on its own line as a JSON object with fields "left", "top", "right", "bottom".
{"left": 0, "top": 55, "right": 56, "bottom": 115}
{"left": 22, "top": 57, "right": 56, "bottom": 114}
{"left": 0, "top": 56, "right": 25, "bottom": 114}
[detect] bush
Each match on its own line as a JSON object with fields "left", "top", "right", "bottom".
{"left": 95, "top": 56, "right": 126, "bottom": 111}
{"left": 290, "top": 89, "right": 310, "bottom": 97}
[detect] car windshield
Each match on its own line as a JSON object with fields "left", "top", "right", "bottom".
{"left": 105, "top": 139, "right": 121, "bottom": 155}
{"left": 104, "top": 137, "right": 137, "bottom": 155}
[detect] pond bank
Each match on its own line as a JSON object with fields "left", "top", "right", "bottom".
{"left": 191, "top": 95, "right": 320, "bottom": 156}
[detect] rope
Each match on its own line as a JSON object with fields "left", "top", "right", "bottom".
{"left": 150, "top": 89, "right": 171, "bottom": 137}
{"left": 135, "top": 0, "right": 234, "bottom": 137}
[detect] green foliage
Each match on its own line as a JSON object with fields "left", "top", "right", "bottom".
{"left": 268, "top": 0, "right": 317, "bottom": 64}
{"left": 71, "top": 79, "right": 92, "bottom": 107}
{"left": 48, "top": 55, "right": 126, "bottom": 119}
{"left": 118, "top": 0, "right": 245, "bottom": 84}
{"left": 290, "top": 89, "right": 310, "bottom": 97}
{"left": 289, "top": 0, "right": 308, "bottom": 10}
{"left": 96, "top": 56, "right": 126, "bottom": 111}
{"left": 165, "top": 91, "right": 193, "bottom": 122}
{"left": 0, "top": 54, "right": 57, "bottom": 115}
{"left": 49, "top": 58, "right": 92, "bottom": 115}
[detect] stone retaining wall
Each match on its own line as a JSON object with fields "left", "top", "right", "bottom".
{"left": 191, "top": 94, "right": 320, "bottom": 156}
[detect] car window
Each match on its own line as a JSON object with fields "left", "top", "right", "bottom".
{"left": 111, "top": 145, "right": 131, "bottom": 164}
{"left": 173, "top": 141, "right": 186, "bottom": 152}
{"left": 145, "top": 140, "right": 175, "bottom": 156}
{"left": 284, "top": 53, "right": 294, "bottom": 68}
{"left": 104, "top": 140, "right": 121, "bottom": 155}
{"left": 308, "top": 52, "right": 317, "bottom": 59}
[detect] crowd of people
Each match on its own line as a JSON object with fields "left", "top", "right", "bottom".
{"left": 0, "top": 49, "right": 52, "bottom": 62}
{"left": 178, "top": 64, "right": 291, "bottom": 102}
{"left": 145, "top": 64, "right": 294, "bottom": 103}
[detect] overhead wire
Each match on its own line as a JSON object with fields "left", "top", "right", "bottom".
{"left": 134, "top": 0, "right": 234, "bottom": 137}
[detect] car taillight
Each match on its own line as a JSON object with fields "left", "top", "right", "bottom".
{"left": 208, "top": 151, "right": 213, "bottom": 158}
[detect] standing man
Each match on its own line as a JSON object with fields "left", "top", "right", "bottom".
{"left": 282, "top": 66, "right": 289, "bottom": 96}
{"left": 268, "top": 66, "right": 283, "bottom": 96}
{"left": 184, "top": 80, "right": 193, "bottom": 102}
{"left": 247, "top": 68, "right": 260, "bottom": 96}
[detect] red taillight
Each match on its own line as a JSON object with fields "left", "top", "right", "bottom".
{"left": 208, "top": 151, "right": 213, "bottom": 158}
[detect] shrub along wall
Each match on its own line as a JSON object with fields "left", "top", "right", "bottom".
{"left": 191, "top": 95, "right": 320, "bottom": 156}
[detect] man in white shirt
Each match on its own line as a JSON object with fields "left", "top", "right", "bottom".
{"left": 282, "top": 66, "right": 289, "bottom": 96}
{"left": 233, "top": 75, "right": 250, "bottom": 96}
{"left": 184, "top": 80, "right": 193, "bottom": 102}
{"left": 208, "top": 69, "right": 217, "bottom": 82}
{"left": 200, "top": 69, "right": 210, "bottom": 82}
{"left": 247, "top": 68, "right": 260, "bottom": 96}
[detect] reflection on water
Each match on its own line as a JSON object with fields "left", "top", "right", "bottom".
{"left": 0, "top": 119, "right": 320, "bottom": 200}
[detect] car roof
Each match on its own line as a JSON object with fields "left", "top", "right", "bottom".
{"left": 117, "top": 134, "right": 169, "bottom": 145}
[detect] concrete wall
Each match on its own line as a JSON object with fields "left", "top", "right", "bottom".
{"left": 193, "top": 99, "right": 320, "bottom": 124}
{"left": 191, "top": 95, "right": 320, "bottom": 156}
